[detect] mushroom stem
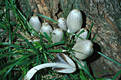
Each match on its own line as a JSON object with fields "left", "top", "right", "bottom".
{"left": 24, "top": 63, "right": 75, "bottom": 80}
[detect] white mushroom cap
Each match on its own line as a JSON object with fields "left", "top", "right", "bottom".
{"left": 40, "top": 22, "right": 53, "bottom": 36}
{"left": 24, "top": 53, "right": 76, "bottom": 80}
{"left": 29, "top": 16, "right": 41, "bottom": 32}
{"left": 52, "top": 28, "right": 64, "bottom": 43}
{"left": 53, "top": 53, "right": 76, "bottom": 73}
{"left": 58, "top": 17, "right": 67, "bottom": 31}
{"left": 72, "top": 39, "right": 93, "bottom": 60}
{"left": 67, "top": 9, "right": 83, "bottom": 33}
{"left": 75, "top": 28, "right": 88, "bottom": 42}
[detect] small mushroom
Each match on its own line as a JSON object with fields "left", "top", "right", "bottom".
{"left": 29, "top": 15, "right": 41, "bottom": 32}
{"left": 53, "top": 53, "right": 76, "bottom": 73}
{"left": 24, "top": 53, "right": 76, "bottom": 80}
{"left": 58, "top": 18, "right": 67, "bottom": 31}
{"left": 75, "top": 28, "right": 88, "bottom": 42}
{"left": 67, "top": 9, "right": 83, "bottom": 33}
{"left": 52, "top": 28, "right": 64, "bottom": 43}
{"left": 72, "top": 39, "right": 93, "bottom": 60}
{"left": 40, "top": 22, "right": 53, "bottom": 36}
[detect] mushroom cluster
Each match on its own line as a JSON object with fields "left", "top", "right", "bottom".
{"left": 25, "top": 9, "right": 94, "bottom": 80}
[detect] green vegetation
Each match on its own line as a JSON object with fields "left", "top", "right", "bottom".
{"left": 0, "top": 0, "right": 121, "bottom": 80}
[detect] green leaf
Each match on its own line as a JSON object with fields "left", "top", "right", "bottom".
{"left": 80, "top": 70, "right": 88, "bottom": 80}
{"left": 98, "top": 52, "right": 121, "bottom": 66}
{"left": 48, "top": 49, "right": 64, "bottom": 53}
{"left": 96, "top": 78, "right": 112, "bottom": 80}
{"left": 37, "top": 14, "right": 58, "bottom": 23}
{"left": 87, "top": 22, "right": 94, "bottom": 39}
{"left": 45, "top": 41, "right": 65, "bottom": 48}
{"left": 112, "top": 70, "right": 121, "bottom": 80}
{"left": 72, "top": 55, "right": 94, "bottom": 80}
{"left": 0, "top": 55, "right": 31, "bottom": 76}
{"left": 76, "top": 29, "right": 85, "bottom": 38}
{"left": 92, "top": 34, "right": 97, "bottom": 41}
{"left": 43, "top": 32, "right": 51, "bottom": 42}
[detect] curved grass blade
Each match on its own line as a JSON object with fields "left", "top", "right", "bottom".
{"left": 48, "top": 49, "right": 65, "bottom": 53}
{"left": 37, "top": 14, "right": 58, "bottom": 23}
{"left": 72, "top": 55, "right": 94, "bottom": 80}
{"left": 45, "top": 41, "right": 65, "bottom": 48}
{"left": 112, "top": 70, "right": 121, "bottom": 80}
{"left": 86, "top": 22, "right": 94, "bottom": 39}
{"left": 98, "top": 52, "right": 121, "bottom": 66}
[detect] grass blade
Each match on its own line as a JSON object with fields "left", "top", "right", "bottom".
{"left": 86, "top": 22, "right": 94, "bottom": 39}
{"left": 98, "top": 52, "right": 121, "bottom": 66}
{"left": 72, "top": 55, "right": 94, "bottom": 80}
{"left": 37, "top": 14, "right": 58, "bottom": 23}
{"left": 112, "top": 70, "right": 121, "bottom": 80}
